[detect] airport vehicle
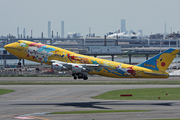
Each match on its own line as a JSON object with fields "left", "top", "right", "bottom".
{"left": 4, "top": 40, "right": 179, "bottom": 80}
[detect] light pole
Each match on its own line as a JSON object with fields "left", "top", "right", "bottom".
{"left": 168, "top": 39, "right": 170, "bottom": 72}
{"left": 160, "top": 39, "right": 161, "bottom": 53}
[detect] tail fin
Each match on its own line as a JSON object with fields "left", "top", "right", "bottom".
{"left": 137, "top": 48, "right": 179, "bottom": 72}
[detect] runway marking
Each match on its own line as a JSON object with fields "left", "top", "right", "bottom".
{"left": 14, "top": 116, "right": 34, "bottom": 119}
{"left": 12, "top": 112, "right": 52, "bottom": 120}
{"left": 28, "top": 116, "right": 51, "bottom": 120}
{"left": 14, "top": 116, "right": 51, "bottom": 120}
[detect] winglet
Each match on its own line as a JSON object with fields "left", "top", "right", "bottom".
{"left": 137, "top": 48, "right": 179, "bottom": 72}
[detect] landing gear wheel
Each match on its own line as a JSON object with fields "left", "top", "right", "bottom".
{"left": 74, "top": 76, "right": 77, "bottom": 80}
{"left": 72, "top": 73, "right": 75, "bottom": 76}
{"left": 18, "top": 59, "right": 21, "bottom": 66}
{"left": 18, "top": 62, "right": 21, "bottom": 66}
{"left": 83, "top": 76, "right": 88, "bottom": 80}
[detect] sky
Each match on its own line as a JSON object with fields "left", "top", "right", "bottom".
{"left": 0, "top": 0, "right": 180, "bottom": 37}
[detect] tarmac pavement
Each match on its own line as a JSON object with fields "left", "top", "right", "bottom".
{"left": 0, "top": 77, "right": 180, "bottom": 120}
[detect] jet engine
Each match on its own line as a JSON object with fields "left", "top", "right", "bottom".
{"left": 72, "top": 64, "right": 87, "bottom": 72}
{"left": 52, "top": 63, "right": 68, "bottom": 71}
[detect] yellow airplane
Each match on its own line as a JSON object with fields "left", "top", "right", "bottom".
{"left": 4, "top": 40, "right": 179, "bottom": 80}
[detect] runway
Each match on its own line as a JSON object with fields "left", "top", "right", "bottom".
{"left": 0, "top": 76, "right": 180, "bottom": 81}
{"left": 1, "top": 77, "right": 180, "bottom": 120}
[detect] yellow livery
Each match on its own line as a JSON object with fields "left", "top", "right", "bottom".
{"left": 4, "top": 40, "right": 179, "bottom": 80}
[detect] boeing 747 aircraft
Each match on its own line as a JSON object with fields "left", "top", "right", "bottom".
{"left": 4, "top": 40, "right": 179, "bottom": 80}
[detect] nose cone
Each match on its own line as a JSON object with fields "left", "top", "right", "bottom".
{"left": 4, "top": 44, "right": 9, "bottom": 50}
{"left": 4, "top": 44, "right": 12, "bottom": 51}
{"left": 4, "top": 43, "right": 15, "bottom": 53}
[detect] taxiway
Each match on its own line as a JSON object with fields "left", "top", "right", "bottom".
{"left": 0, "top": 77, "right": 180, "bottom": 120}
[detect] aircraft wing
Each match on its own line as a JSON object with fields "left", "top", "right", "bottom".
{"left": 50, "top": 60, "right": 103, "bottom": 72}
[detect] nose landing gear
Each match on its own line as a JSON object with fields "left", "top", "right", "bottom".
{"left": 18, "top": 59, "right": 21, "bottom": 66}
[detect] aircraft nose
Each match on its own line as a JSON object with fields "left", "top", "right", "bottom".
{"left": 4, "top": 44, "right": 11, "bottom": 50}
{"left": 4, "top": 43, "right": 15, "bottom": 51}
{"left": 4, "top": 44, "right": 9, "bottom": 50}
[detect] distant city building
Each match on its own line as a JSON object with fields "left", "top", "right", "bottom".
{"left": 31, "top": 30, "right": 33, "bottom": 38}
{"left": 89, "top": 27, "right": 91, "bottom": 37}
{"left": 7, "top": 34, "right": 16, "bottom": 39}
{"left": 149, "top": 33, "right": 163, "bottom": 39}
{"left": 67, "top": 32, "right": 81, "bottom": 38}
{"left": 52, "top": 31, "right": 54, "bottom": 38}
{"left": 164, "top": 23, "right": 167, "bottom": 39}
{"left": 55, "top": 32, "right": 60, "bottom": 38}
{"left": 165, "top": 32, "right": 180, "bottom": 39}
{"left": 86, "top": 33, "right": 96, "bottom": 37}
{"left": 61, "top": 21, "right": 64, "bottom": 38}
{"left": 138, "top": 30, "right": 143, "bottom": 37}
{"left": 23, "top": 28, "right": 26, "bottom": 38}
{"left": 17, "top": 27, "right": 19, "bottom": 38}
{"left": 107, "top": 32, "right": 114, "bottom": 36}
{"left": 48, "top": 21, "right": 51, "bottom": 38}
{"left": 121, "top": 19, "right": 126, "bottom": 33}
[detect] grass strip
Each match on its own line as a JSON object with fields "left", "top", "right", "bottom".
{"left": 92, "top": 88, "right": 180, "bottom": 100}
{"left": 0, "top": 89, "right": 15, "bottom": 95}
{"left": 1, "top": 80, "right": 180, "bottom": 85}
{"left": 51, "top": 110, "right": 150, "bottom": 114}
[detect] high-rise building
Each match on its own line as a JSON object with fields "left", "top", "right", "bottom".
{"left": 164, "top": 23, "right": 166, "bottom": 38}
{"left": 121, "top": 19, "right": 126, "bottom": 33}
{"left": 61, "top": 21, "right": 64, "bottom": 38}
{"left": 31, "top": 30, "right": 33, "bottom": 38}
{"left": 23, "top": 28, "right": 26, "bottom": 38}
{"left": 17, "top": 27, "right": 19, "bottom": 38}
{"left": 138, "top": 30, "right": 143, "bottom": 37}
{"left": 48, "top": 21, "right": 51, "bottom": 38}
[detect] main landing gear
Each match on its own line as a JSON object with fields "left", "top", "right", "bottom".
{"left": 18, "top": 59, "right": 21, "bottom": 66}
{"left": 72, "top": 72, "right": 88, "bottom": 80}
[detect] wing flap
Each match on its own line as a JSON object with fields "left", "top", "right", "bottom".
{"left": 50, "top": 60, "right": 102, "bottom": 71}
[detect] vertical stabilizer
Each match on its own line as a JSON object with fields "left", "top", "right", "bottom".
{"left": 137, "top": 48, "right": 179, "bottom": 72}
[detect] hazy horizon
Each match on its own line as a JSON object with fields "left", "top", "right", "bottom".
{"left": 0, "top": 0, "right": 180, "bottom": 37}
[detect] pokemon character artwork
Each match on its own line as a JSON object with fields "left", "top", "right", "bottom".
{"left": 138, "top": 48, "right": 179, "bottom": 72}
{"left": 4, "top": 40, "right": 179, "bottom": 80}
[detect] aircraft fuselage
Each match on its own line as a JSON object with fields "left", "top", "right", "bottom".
{"left": 4, "top": 40, "right": 171, "bottom": 78}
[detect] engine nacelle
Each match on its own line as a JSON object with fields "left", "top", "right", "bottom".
{"left": 72, "top": 64, "right": 87, "bottom": 72}
{"left": 52, "top": 63, "right": 68, "bottom": 71}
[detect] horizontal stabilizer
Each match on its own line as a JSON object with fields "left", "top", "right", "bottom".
{"left": 143, "top": 71, "right": 168, "bottom": 76}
